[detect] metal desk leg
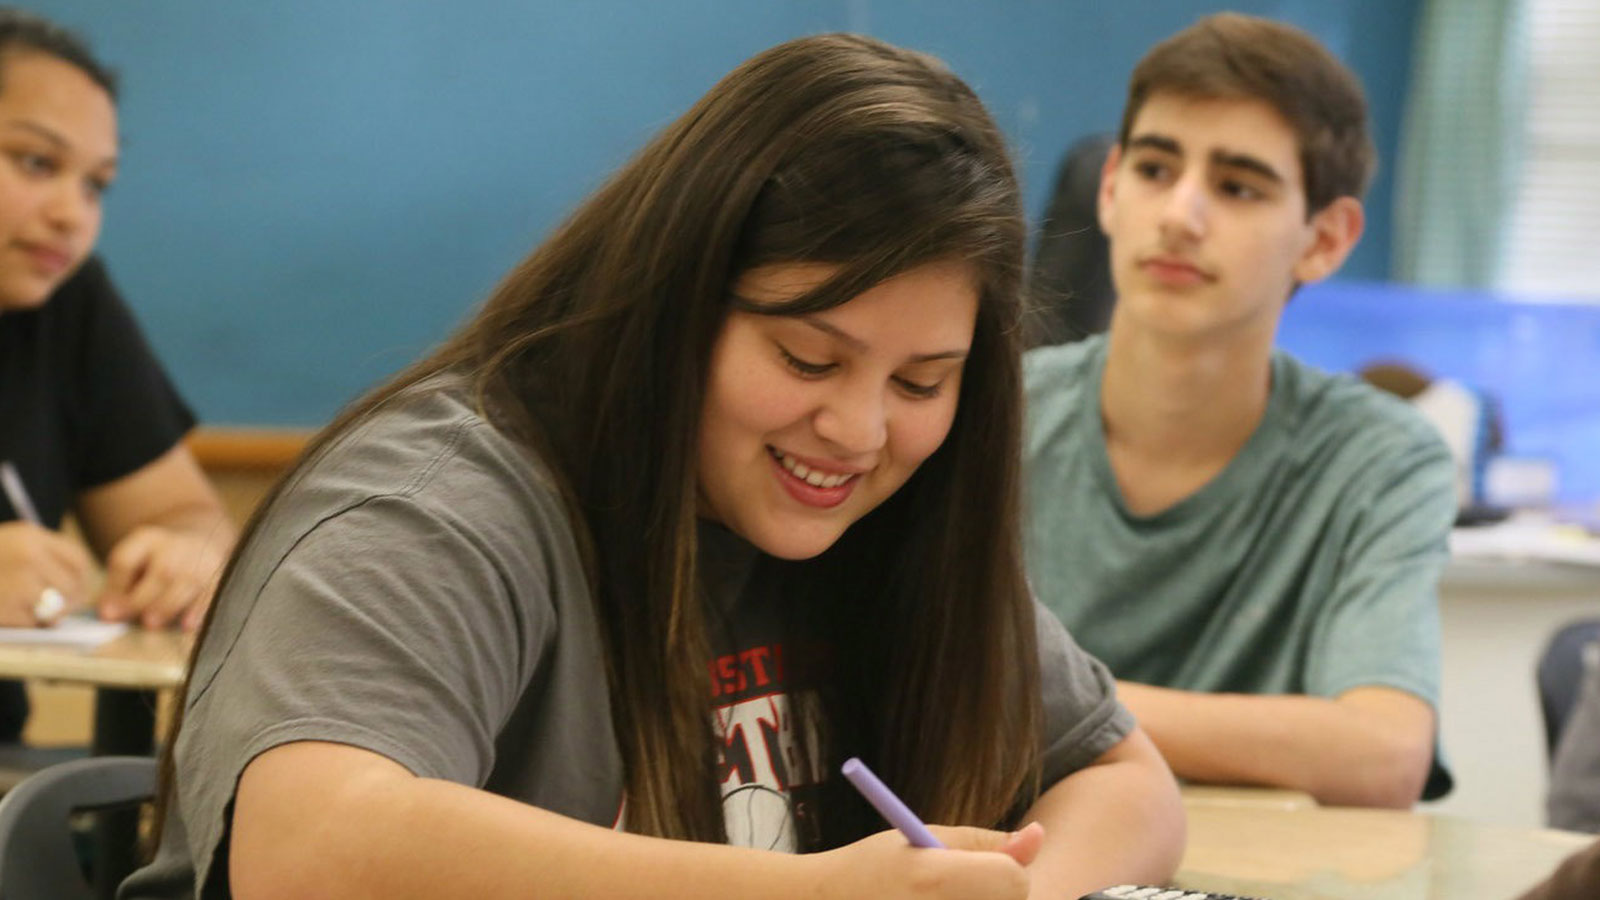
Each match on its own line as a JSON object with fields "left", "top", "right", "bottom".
{"left": 92, "top": 688, "right": 158, "bottom": 900}
{"left": 91, "top": 688, "right": 157, "bottom": 757}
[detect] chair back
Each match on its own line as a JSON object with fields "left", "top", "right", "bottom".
{"left": 1028, "top": 133, "right": 1116, "bottom": 347}
{"left": 0, "top": 756, "right": 155, "bottom": 900}
{"left": 1538, "top": 619, "right": 1600, "bottom": 760}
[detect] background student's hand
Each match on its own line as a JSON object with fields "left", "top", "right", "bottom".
{"left": 0, "top": 520, "right": 95, "bottom": 627}
{"left": 96, "top": 524, "right": 227, "bottom": 631}
{"left": 813, "top": 821, "right": 1046, "bottom": 899}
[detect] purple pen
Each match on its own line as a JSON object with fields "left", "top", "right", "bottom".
{"left": 841, "top": 757, "right": 945, "bottom": 849}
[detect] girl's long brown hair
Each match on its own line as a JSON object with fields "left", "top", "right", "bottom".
{"left": 155, "top": 32, "right": 1039, "bottom": 850}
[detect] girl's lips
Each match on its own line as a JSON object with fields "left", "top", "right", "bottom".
{"left": 16, "top": 243, "right": 72, "bottom": 276}
{"left": 768, "top": 451, "right": 858, "bottom": 509}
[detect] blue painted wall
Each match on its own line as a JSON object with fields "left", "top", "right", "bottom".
{"left": 29, "top": 1, "right": 1420, "bottom": 425}
{"left": 1281, "top": 283, "right": 1600, "bottom": 505}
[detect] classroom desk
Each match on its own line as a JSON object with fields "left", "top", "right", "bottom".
{"left": 0, "top": 628, "right": 190, "bottom": 899}
{"left": 1177, "top": 787, "right": 1593, "bottom": 899}
{"left": 0, "top": 628, "right": 189, "bottom": 755}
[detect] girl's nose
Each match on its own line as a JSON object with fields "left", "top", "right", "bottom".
{"left": 812, "top": 381, "right": 888, "bottom": 458}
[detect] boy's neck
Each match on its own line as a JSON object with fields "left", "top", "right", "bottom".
{"left": 1097, "top": 314, "right": 1276, "bottom": 514}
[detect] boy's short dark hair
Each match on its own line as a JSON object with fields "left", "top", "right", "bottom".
{"left": 1118, "top": 12, "right": 1374, "bottom": 214}
{"left": 0, "top": 7, "right": 117, "bottom": 101}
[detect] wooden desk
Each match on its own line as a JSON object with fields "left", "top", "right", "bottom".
{"left": 1179, "top": 788, "right": 1593, "bottom": 899}
{"left": 0, "top": 629, "right": 190, "bottom": 899}
{"left": 0, "top": 629, "right": 188, "bottom": 691}
{"left": 0, "top": 629, "right": 189, "bottom": 755}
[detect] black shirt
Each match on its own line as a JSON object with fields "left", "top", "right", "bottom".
{"left": 0, "top": 256, "right": 195, "bottom": 528}
{"left": 0, "top": 257, "right": 195, "bottom": 740}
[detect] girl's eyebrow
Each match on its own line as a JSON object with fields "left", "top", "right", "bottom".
{"left": 1, "top": 119, "right": 68, "bottom": 147}
{"left": 800, "top": 317, "right": 968, "bottom": 363}
{"left": 0, "top": 118, "right": 119, "bottom": 169}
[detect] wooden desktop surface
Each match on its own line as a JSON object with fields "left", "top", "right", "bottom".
{"left": 1178, "top": 787, "right": 1592, "bottom": 899}
{"left": 0, "top": 628, "right": 189, "bottom": 690}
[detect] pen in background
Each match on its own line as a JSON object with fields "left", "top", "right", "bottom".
{"left": 0, "top": 460, "right": 67, "bottom": 623}
{"left": 0, "top": 461, "right": 41, "bottom": 525}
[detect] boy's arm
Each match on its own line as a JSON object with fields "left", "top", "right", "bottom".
{"left": 1117, "top": 681, "right": 1434, "bottom": 808}
{"left": 1118, "top": 420, "right": 1455, "bottom": 809}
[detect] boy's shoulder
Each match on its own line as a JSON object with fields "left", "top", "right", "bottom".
{"left": 1023, "top": 336, "right": 1105, "bottom": 408}
{"left": 1274, "top": 351, "right": 1452, "bottom": 465}
{"left": 1021, "top": 336, "right": 1108, "bottom": 457}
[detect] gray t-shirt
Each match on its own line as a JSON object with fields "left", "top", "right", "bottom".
{"left": 1022, "top": 335, "right": 1457, "bottom": 799}
{"left": 123, "top": 375, "right": 1133, "bottom": 899}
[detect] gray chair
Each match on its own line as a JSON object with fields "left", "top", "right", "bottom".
{"left": 0, "top": 755, "right": 155, "bottom": 899}
{"left": 1538, "top": 619, "right": 1600, "bottom": 760}
{"left": 0, "top": 744, "right": 90, "bottom": 794}
{"left": 1028, "top": 133, "right": 1117, "bottom": 347}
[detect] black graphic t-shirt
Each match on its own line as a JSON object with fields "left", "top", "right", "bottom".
{"left": 701, "top": 522, "right": 825, "bottom": 851}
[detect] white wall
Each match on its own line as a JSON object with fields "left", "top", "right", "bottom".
{"left": 1426, "top": 562, "right": 1600, "bottom": 828}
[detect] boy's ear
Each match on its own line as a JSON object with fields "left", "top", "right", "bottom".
{"left": 1096, "top": 143, "right": 1123, "bottom": 237}
{"left": 1293, "top": 196, "right": 1365, "bottom": 285}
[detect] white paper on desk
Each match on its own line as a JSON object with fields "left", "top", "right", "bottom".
{"left": 0, "top": 617, "right": 129, "bottom": 648}
{"left": 1451, "top": 516, "right": 1600, "bottom": 568}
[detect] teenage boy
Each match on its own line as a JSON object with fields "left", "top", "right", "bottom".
{"left": 1023, "top": 13, "right": 1455, "bottom": 808}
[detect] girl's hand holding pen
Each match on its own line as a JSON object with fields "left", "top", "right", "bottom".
{"left": 814, "top": 822, "right": 1046, "bottom": 900}
{"left": 0, "top": 520, "right": 93, "bottom": 626}
{"left": 823, "top": 758, "right": 1048, "bottom": 899}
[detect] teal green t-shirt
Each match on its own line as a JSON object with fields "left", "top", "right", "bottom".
{"left": 1022, "top": 335, "right": 1457, "bottom": 798}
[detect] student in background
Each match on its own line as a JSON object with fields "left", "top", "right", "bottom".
{"left": 126, "top": 34, "right": 1184, "bottom": 900}
{"left": 0, "top": 9, "right": 233, "bottom": 738}
{"left": 1022, "top": 13, "right": 1456, "bottom": 808}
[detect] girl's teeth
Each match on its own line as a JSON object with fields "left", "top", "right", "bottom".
{"left": 775, "top": 450, "right": 852, "bottom": 489}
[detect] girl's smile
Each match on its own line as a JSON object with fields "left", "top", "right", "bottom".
{"left": 697, "top": 259, "right": 977, "bottom": 559}
{"left": 767, "top": 445, "right": 862, "bottom": 508}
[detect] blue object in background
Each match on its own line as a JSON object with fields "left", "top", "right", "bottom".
{"left": 1281, "top": 282, "right": 1600, "bottom": 506}
{"left": 26, "top": 0, "right": 1421, "bottom": 426}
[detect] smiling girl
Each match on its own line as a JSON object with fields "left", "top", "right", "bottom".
{"left": 128, "top": 33, "right": 1183, "bottom": 900}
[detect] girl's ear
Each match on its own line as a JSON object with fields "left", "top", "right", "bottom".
{"left": 1292, "top": 196, "right": 1364, "bottom": 285}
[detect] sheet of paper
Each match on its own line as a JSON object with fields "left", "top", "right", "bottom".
{"left": 0, "top": 617, "right": 129, "bottom": 648}
{"left": 1451, "top": 515, "right": 1600, "bottom": 568}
